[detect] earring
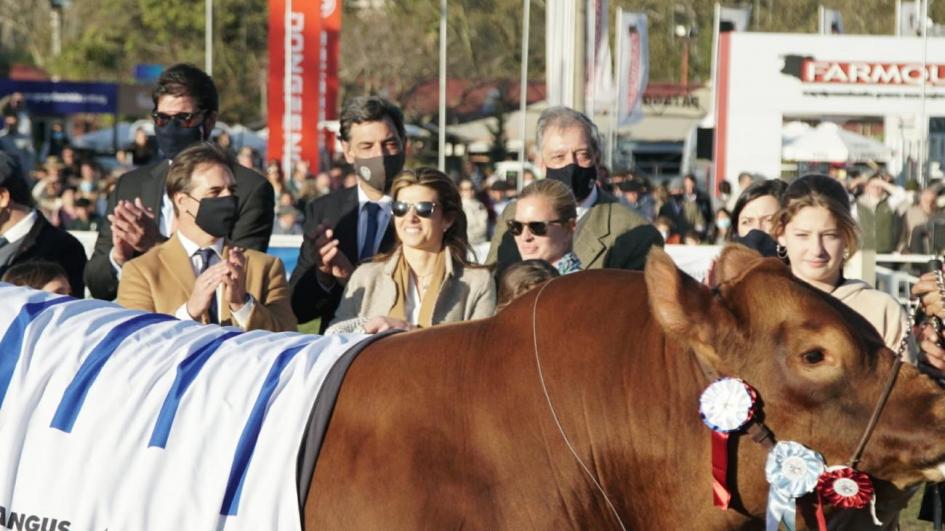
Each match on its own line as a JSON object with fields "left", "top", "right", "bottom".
{"left": 776, "top": 244, "right": 788, "bottom": 260}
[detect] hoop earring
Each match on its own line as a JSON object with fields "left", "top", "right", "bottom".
{"left": 776, "top": 244, "right": 788, "bottom": 260}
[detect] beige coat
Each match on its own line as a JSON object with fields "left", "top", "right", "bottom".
{"left": 117, "top": 233, "right": 297, "bottom": 333}
{"left": 330, "top": 248, "right": 496, "bottom": 327}
{"left": 833, "top": 278, "right": 914, "bottom": 362}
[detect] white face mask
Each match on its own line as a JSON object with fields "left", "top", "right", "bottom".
{"left": 658, "top": 229, "right": 670, "bottom": 242}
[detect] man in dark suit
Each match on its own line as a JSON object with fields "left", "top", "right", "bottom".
{"left": 0, "top": 153, "right": 86, "bottom": 296}
{"left": 85, "top": 63, "right": 274, "bottom": 301}
{"left": 289, "top": 96, "right": 406, "bottom": 330}
{"left": 487, "top": 106, "right": 662, "bottom": 274}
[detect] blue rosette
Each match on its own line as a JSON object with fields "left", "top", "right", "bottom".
{"left": 764, "top": 441, "right": 826, "bottom": 531}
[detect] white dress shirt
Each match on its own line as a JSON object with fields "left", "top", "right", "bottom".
{"left": 577, "top": 186, "right": 598, "bottom": 221}
{"left": 173, "top": 231, "right": 255, "bottom": 328}
{"left": 0, "top": 209, "right": 37, "bottom": 244}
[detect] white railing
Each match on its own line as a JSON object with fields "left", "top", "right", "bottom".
{"left": 65, "top": 231, "right": 933, "bottom": 305}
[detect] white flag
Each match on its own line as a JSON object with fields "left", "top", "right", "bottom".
{"left": 546, "top": 1, "right": 578, "bottom": 107}
{"left": 585, "top": 0, "right": 615, "bottom": 115}
{"left": 616, "top": 10, "right": 649, "bottom": 126}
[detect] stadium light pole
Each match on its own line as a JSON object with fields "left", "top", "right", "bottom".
{"left": 205, "top": 0, "right": 213, "bottom": 76}
{"left": 517, "top": 0, "right": 530, "bottom": 186}
{"left": 438, "top": 0, "right": 447, "bottom": 172}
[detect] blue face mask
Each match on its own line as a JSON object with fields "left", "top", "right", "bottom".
{"left": 79, "top": 181, "right": 94, "bottom": 193}
{"left": 717, "top": 218, "right": 732, "bottom": 230}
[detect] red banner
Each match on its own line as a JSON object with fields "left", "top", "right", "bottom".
{"left": 321, "top": 0, "right": 341, "bottom": 163}
{"left": 267, "top": 0, "right": 322, "bottom": 173}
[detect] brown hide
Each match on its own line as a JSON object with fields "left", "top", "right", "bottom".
{"left": 305, "top": 246, "right": 945, "bottom": 530}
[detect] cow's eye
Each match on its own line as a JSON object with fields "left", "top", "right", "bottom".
{"left": 802, "top": 350, "right": 825, "bottom": 364}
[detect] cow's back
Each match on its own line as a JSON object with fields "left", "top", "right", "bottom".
{"left": 305, "top": 270, "right": 759, "bottom": 530}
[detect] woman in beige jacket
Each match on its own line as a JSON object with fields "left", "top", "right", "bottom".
{"left": 772, "top": 174, "right": 912, "bottom": 361}
{"left": 327, "top": 168, "right": 495, "bottom": 334}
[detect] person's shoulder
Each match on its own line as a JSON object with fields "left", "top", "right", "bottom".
{"left": 593, "top": 196, "right": 649, "bottom": 229}
{"left": 455, "top": 262, "right": 494, "bottom": 285}
{"left": 306, "top": 186, "right": 356, "bottom": 213}
{"left": 118, "top": 160, "right": 166, "bottom": 185}
{"left": 233, "top": 163, "right": 266, "bottom": 184}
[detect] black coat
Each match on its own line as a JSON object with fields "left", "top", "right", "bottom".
{"left": 288, "top": 186, "right": 395, "bottom": 331}
{"left": 0, "top": 213, "right": 87, "bottom": 297}
{"left": 84, "top": 160, "right": 275, "bottom": 300}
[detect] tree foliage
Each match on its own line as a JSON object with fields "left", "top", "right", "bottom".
{"left": 2, "top": 0, "right": 943, "bottom": 124}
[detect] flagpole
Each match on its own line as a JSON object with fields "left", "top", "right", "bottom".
{"left": 818, "top": 5, "right": 825, "bottom": 34}
{"left": 609, "top": 8, "right": 623, "bottom": 170}
{"left": 206, "top": 0, "right": 213, "bottom": 76}
{"left": 282, "top": 0, "right": 292, "bottom": 177}
{"left": 518, "top": 0, "right": 530, "bottom": 188}
{"left": 438, "top": 0, "right": 447, "bottom": 172}
{"left": 919, "top": 0, "right": 929, "bottom": 186}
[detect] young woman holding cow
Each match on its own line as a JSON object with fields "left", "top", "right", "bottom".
{"left": 772, "top": 174, "right": 913, "bottom": 359}
{"left": 326, "top": 168, "right": 495, "bottom": 334}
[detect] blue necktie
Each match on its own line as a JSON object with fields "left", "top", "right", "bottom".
{"left": 195, "top": 248, "right": 218, "bottom": 324}
{"left": 360, "top": 202, "right": 381, "bottom": 261}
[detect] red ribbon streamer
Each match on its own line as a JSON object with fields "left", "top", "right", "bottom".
{"left": 816, "top": 468, "right": 874, "bottom": 509}
{"left": 711, "top": 431, "right": 732, "bottom": 509}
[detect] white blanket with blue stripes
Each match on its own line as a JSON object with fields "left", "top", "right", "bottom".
{"left": 0, "top": 284, "right": 366, "bottom": 531}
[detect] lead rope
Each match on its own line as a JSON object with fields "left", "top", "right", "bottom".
{"left": 847, "top": 295, "right": 916, "bottom": 469}
{"left": 530, "top": 279, "right": 628, "bottom": 531}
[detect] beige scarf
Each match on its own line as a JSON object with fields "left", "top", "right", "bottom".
{"left": 388, "top": 249, "right": 448, "bottom": 328}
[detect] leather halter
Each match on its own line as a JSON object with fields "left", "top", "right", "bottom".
{"left": 699, "top": 284, "right": 907, "bottom": 468}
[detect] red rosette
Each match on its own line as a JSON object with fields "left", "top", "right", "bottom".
{"left": 816, "top": 466, "right": 874, "bottom": 510}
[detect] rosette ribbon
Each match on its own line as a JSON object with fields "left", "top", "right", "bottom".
{"left": 815, "top": 466, "right": 882, "bottom": 528}
{"left": 765, "top": 441, "right": 826, "bottom": 531}
{"left": 699, "top": 378, "right": 758, "bottom": 509}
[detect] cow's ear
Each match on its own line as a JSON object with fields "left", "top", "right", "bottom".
{"left": 715, "top": 244, "right": 765, "bottom": 285}
{"left": 645, "top": 247, "right": 735, "bottom": 369}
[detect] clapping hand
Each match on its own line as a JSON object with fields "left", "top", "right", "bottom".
{"left": 108, "top": 198, "right": 161, "bottom": 265}
{"left": 306, "top": 224, "right": 355, "bottom": 285}
{"left": 224, "top": 247, "right": 248, "bottom": 311}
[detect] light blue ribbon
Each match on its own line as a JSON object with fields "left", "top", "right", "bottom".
{"left": 764, "top": 441, "right": 825, "bottom": 531}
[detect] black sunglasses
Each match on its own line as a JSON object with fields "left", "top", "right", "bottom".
{"left": 392, "top": 200, "right": 437, "bottom": 218}
{"left": 507, "top": 219, "right": 568, "bottom": 237}
{"left": 151, "top": 110, "right": 206, "bottom": 128}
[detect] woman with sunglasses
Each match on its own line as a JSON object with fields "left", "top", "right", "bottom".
{"left": 326, "top": 168, "right": 496, "bottom": 334}
{"left": 508, "top": 179, "right": 581, "bottom": 275}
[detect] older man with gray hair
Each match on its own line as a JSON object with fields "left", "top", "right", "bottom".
{"left": 486, "top": 106, "right": 662, "bottom": 274}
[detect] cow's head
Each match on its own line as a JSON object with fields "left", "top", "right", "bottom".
{"left": 645, "top": 245, "right": 945, "bottom": 489}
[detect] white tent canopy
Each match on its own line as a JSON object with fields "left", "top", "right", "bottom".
{"left": 781, "top": 121, "right": 893, "bottom": 163}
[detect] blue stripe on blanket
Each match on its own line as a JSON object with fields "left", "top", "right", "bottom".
{"left": 221, "top": 343, "right": 307, "bottom": 516}
{"left": 0, "top": 296, "right": 73, "bottom": 410}
{"left": 51, "top": 313, "right": 176, "bottom": 432}
{"left": 148, "top": 330, "right": 242, "bottom": 448}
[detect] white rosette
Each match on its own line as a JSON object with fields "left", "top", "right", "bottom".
{"left": 764, "top": 441, "right": 826, "bottom": 531}
{"left": 699, "top": 377, "right": 756, "bottom": 433}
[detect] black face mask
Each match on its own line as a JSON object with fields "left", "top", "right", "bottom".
{"left": 353, "top": 152, "right": 406, "bottom": 193}
{"left": 157, "top": 122, "right": 205, "bottom": 160}
{"left": 545, "top": 163, "right": 597, "bottom": 201}
{"left": 189, "top": 195, "right": 238, "bottom": 238}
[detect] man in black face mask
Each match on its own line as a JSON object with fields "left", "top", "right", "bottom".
{"left": 289, "top": 96, "right": 406, "bottom": 331}
{"left": 85, "top": 63, "right": 274, "bottom": 301}
{"left": 116, "top": 143, "right": 295, "bottom": 332}
{"left": 486, "top": 106, "right": 662, "bottom": 274}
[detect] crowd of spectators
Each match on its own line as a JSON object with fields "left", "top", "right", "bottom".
{"left": 5, "top": 66, "right": 945, "bottom": 343}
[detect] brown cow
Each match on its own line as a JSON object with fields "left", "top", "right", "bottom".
{"left": 305, "top": 246, "right": 945, "bottom": 529}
